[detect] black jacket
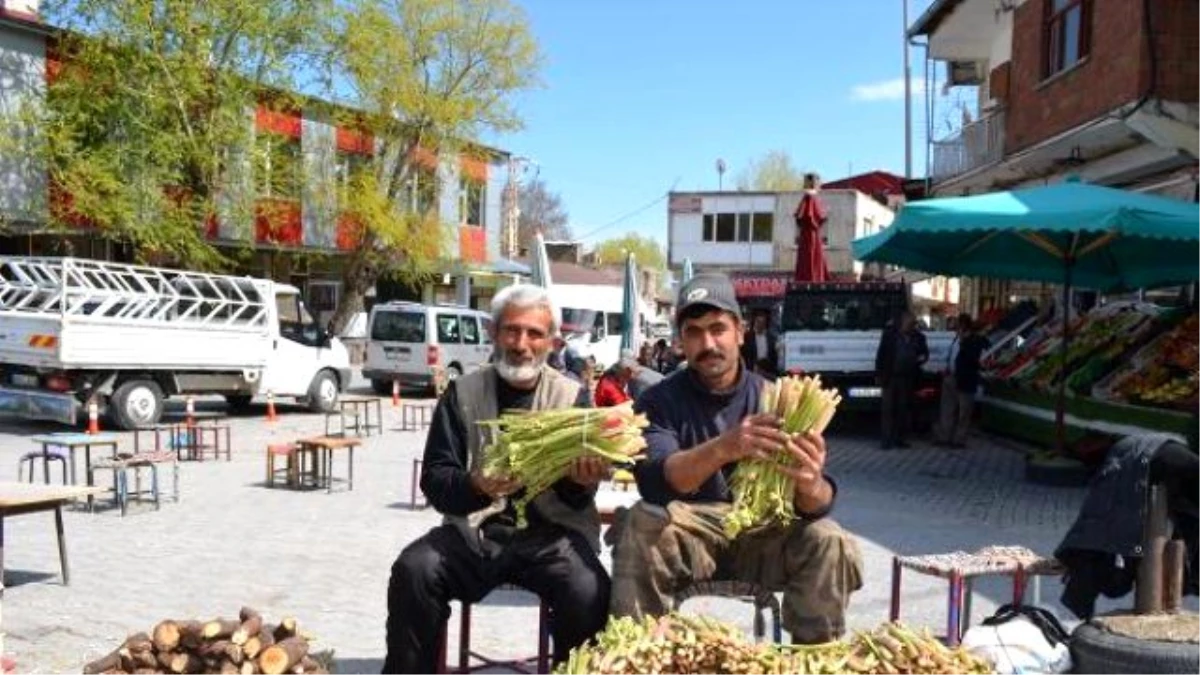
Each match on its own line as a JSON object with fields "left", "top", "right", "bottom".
{"left": 952, "top": 333, "right": 991, "bottom": 393}
{"left": 740, "top": 330, "right": 778, "bottom": 371}
{"left": 1054, "top": 435, "right": 1198, "bottom": 619}
{"left": 874, "top": 326, "right": 928, "bottom": 384}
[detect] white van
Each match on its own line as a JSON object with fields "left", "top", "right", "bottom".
{"left": 363, "top": 302, "right": 493, "bottom": 394}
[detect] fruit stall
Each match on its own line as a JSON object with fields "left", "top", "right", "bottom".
{"left": 977, "top": 302, "right": 1198, "bottom": 450}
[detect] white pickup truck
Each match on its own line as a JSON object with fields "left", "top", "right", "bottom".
{"left": 777, "top": 281, "right": 955, "bottom": 416}
{"left": 0, "top": 257, "right": 352, "bottom": 429}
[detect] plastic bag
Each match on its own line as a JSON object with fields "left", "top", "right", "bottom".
{"left": 961, "top": 604, "right": 1072, "bottom": 674}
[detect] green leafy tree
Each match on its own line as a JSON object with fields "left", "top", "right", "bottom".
{"left": 591, "top": 233, "right": 665, "bottom": 271}
{"left": 735, "top": 149, "right": 807, "bottom": 192}
{"left": 321, "top": 0, "right": 541, "bottom": 333}
{"left": 5, "top": 0, "right": 329, "bottom": 269}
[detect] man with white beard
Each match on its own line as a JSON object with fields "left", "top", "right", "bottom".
{"left": 383, "top": 284, "right": 610, "bottom": 674}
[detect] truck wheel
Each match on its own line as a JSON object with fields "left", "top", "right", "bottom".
{"left": 111, "top": 379, "right": 164, "bottom": 429}
{"left": 307, "top": 370, "right": 340, "bottom": 413}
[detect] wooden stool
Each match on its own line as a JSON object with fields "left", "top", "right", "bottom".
{"left": 438, "top": 584, "right": 551, "bottom": 674}
{"left": 889, "top": 545, "right": 1066, "bottom": 646}
{"left": 265, "top": 443, "right": 300, "bottom": 488}
{"left": 673, "top": 579, "right": 782, "bottom": 643}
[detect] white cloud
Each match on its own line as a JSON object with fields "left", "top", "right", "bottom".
{"left": 850, "top": 77, "right": 925, "bottom": 102}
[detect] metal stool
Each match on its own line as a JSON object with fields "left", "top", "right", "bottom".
{"left": 17, "top": 447, "right": 69, "bottom": 484}
{"left": 88, "top": 456, "right": 163, "bottom": 517}
{"left": 673, "top": 579, "right": 783, "bottom": 643}
{"left": 438, "top": 584, "right": 551, "bottom": 674}
{"left": 890, "top": 545, "right": 1066, "bottom": 646}
{"left": 266, "top": 443, "right": 300, "bottom": 488}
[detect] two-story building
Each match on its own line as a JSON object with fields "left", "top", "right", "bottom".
{"left": 666, "top": 188, "right": 899, "bottom": 314}
{"left": 0, "top": 2, "right": 527, "bottom": 326}
{"left": 910, "top": 0, "right": 1199, "bottom": 314}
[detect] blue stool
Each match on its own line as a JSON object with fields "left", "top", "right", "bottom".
{"left": 88, "top": 456, "right": 163, "bottom": 517}
{"left": 18, "top": 446, "right": 69, "bottom": 484}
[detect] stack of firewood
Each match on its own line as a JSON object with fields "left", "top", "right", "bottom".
{"left": 82, "top": 608, "right": 329, "bottom": 675}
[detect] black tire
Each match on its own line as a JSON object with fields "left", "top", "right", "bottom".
{"left": 307, "top": 369, "right": 340, "bottom": 413}
{"left": 110, "top": 379, "right": 165, "bottom": 429}
{"left": 371, "top": 378, "right": 391, "bottom": 396}
{"left": 224, "top": 394, "right": 254, "bottom": 413}
{"left": 1071, "top": 621, "right": 1199, "bottom": 674}
{"left": 1025, "top": 456, "right": 1092, "bottom": 487}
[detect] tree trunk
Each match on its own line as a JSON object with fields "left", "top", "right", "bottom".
{"left": 328, "top": 240, "right": 377, "bottom": 336}
{"left": 259, "top": 637, "right": 308, "bottom": 675}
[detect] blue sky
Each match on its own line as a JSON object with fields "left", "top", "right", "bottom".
{"left": 493, "top": 0, "right": 949, "bottom": 249}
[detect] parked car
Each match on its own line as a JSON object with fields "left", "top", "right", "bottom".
{"left": 362, "top": 302, "right": 493, "bottom": 395}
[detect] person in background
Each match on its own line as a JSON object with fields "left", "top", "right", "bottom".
{"left": 651, "top": 339, "right": 670, "bottom": 373}
{"left": 936, "top": 314, "right": 990, "bottom": 449}
{"left": 874, "top": 310, "right": 928, "bottom": 450}
{"left": 638, "top": 342, "right": 654, "bottom": 368}
{"left": 547, "top": 336, "right": 568, "bottom": 372}
{"left": 594, "top": 353, "right": 637, "bottom": 407}
{"left": 562, "top": 347, "right": 593, "bottom": 405}
{"left": 627, "top": 349, "right": 665, "bottom": 400}
{"left": 740, "top": 311, "right": 778, "bottom": 376}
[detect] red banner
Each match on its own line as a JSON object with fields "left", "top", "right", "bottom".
{"left": 458, "top": 226, "right": 486, "bottom": 264}
{"left": 255, "top": 199, "right": 302, "bottom": 246}
{"left": 730, "top": 272, "right": 792, "bottom": 299}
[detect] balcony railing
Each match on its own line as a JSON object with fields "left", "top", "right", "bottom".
{"left": 930, "top": 109, "right": 1005, "bottom": 183}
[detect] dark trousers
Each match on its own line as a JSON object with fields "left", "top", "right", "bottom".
{"left": 382, "top": 524, "right": 611, "bottom": 674}
{"left": 880, "top": 376, "right": 913, "bottom": 446}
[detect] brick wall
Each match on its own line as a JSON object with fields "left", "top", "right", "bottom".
{"left": 1147, "top": 0, "right": 1199, "bottom": 103}
{"left": 1007, "top": 0, "right": 1141, "bottom": 152}
{"left": 1005, "top": 0, "right": 1197, "bottom": 154}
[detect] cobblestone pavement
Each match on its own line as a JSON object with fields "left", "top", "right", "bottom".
{"left": 0, "top": 389, "right": 1154, "bottom": 673}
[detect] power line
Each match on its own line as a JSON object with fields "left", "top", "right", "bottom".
{"left": 576, "top": 178, "right": 679, "bottom": 242}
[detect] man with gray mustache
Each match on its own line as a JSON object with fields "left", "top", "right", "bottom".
{"left": 383, "top": 284, "right": 610, "bottom": 673}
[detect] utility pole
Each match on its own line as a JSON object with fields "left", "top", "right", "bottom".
{"left": 903, "top": 0, "right": 913, "bottom": 179}
{"left": 503, "top": 156, "right": 534, "bottom": 259}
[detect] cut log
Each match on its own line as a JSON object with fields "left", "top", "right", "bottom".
{"left": 220, "top": 660, "right": 241, "bottom": 675}
{"left": 129, "top": 649, "right": 158, "bottom": 670}
{"left": 204, "top": 618, "right": 242, "bottom": 641}
{"left": 124, "top": 633, "right": 153, "bottom": 654}
{"left": 240, "top": 662, "right": 256, "bottom": 675}
{"left": 168, "top": 652, "right": 204, "bottom": 674}
{"left": 243, "top": 636, "right": 264, "bottom": 659}
{"left": 157, "top": 651, "right": 179, "bottom": 671}
{"left": 133, "top": 669, "right": 159, "bottom": 675}
{"left": 272, "top": 618, "right": 297, "bottom": 643}
{"left": 258, "top": 637, "right": 308, "bottom": 675}
{"left": 82, "top": 649, "right": 124, "bottom": 674}
{"left": 178, "top": 620, "right": 205, "bottom": 650}
{"left": 239, "top": 606, "right": 263, "bottom": 624}
{"left": 200, "top": 640, "right": 244, "bottom": 664}
{"left": 233, "top": 609, "right": 264, "bottom": 646}
{"left": 293, "top": 656, "right": 324, "bottom": 674}
{"left": 153, "top": 620, "right": 182, "bottom": 652}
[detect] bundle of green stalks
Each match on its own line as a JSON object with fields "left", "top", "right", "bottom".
{"left": 557, "top": 613, "right": 994, "bottom": 675}
{"left": 724, "top": 374, "right": 841, "bottom": 538}
{"left": 480, "top": 403, "right": 648, "bottom": 526}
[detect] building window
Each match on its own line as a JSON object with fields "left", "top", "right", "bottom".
{"left": 460, "top": 178, "right": 484, "bottom": 226}
{"left": 702, "top": 212, "right": 774, "bottom": 242}
{"left": 255, "top": 133, "right": 301, "bottom": 199}
{"left": 1045, "top": 0, "right": 1089, "bottom": 77}
{"left": 413, "top": 166, "right": 439, "bottom": 216}
{"left": 334, "top": 152, "right": 371, "bottom": 206}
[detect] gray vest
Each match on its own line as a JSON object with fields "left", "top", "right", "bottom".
{"left": 445, "top": 364, "right": 602, "bottom": 551}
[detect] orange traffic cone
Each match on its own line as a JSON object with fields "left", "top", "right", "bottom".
{"left": 86, "top": 400, "right": 100, "bottom": 434}
{"left": 185, "top": 396, "right": 196, "bottom": 428}
{"left": 392, "top": 379, "right": 401, "bottom": 407}
{"left": 266, "top": 390, "right": 277, "bottom": 422}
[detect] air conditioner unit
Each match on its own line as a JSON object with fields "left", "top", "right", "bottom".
{"left": 947, "top": 60, "right": 985, "bottom": 86}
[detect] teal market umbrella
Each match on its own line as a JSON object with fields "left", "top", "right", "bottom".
{"left": 852, "top": 179, "right": 1200, "bottom": 452}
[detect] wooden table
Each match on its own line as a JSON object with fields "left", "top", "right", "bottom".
{"left": 28, "top": 434, "right": 119, "bottom": 507}
{"left": 0, "top": 482, "right": 106, "bottom": 585}
{"left": 294, "top": 436, "right": 363, "bottom": 493}
{"left": 328, "top": 396, "right": 384, "bottom": 437}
